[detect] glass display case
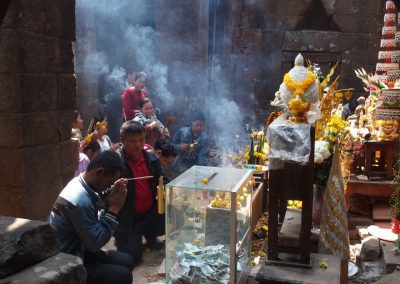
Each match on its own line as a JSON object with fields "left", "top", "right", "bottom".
{"left": 165, "top": 166, "right": 253, "bottom": 284}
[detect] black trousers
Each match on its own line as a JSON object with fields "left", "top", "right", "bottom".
{"left": 84, "top": 249, "right": 134, "bottom": 284}
{"left": 114, "top": 205, "right": 165, "bottom": 265}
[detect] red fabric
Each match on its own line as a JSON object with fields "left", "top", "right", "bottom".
{"left": 122, "top": 87, "right": 148, "bottom": 121}
{"left": 127, "top": 152, "right": 153, "bottom": 215}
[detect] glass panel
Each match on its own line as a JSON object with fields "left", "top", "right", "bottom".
{"left": 167, "top": 165, "right": 251, "bottom": 192}
{"left": 165, "top": 166, "right": 252, "bottom": 283}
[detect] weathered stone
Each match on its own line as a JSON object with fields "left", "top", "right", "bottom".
{"left": 0, "top": 74, "right": 22, "bottom": 112}
{"left": 60, "top": 140, "right": 79, "bottom": 187}
{"left": 321, "top": 0, "right": 382, "bottom": 16}
{"left": 2, "top": 0, "right": 75, "bottom": 40}
{"left": 374, "top": 270, "right": 400, "bottom": 284}
{"left": 259, "top": 0, "right": 314, "bottom": 16}
{"left": 331, "top": 15, "right": 382, "bottom": 33}
{"left": 264, "top": 16, "right": 306, "bottom": 32}
{"left": 21, "top": 74, "right": 58, "bottom": 112}
{"left": 0, "top": 114, "right": 23, "bottom": 148}
{"left": 283, "top": 31, "right": 369, "bottom": 53}
{"left": 342, "top": 50, "right": 377, "bottom": 66}
{"left": 0, "top": 148, "right": 24, "bottom": 187}
{"left": 0, "top": 30, "right": 74, "bottom": 74}
{"left": 373, "top": 202, "right": 392, "bottom": 221}
{"left": 22, "top": 112, "right": 59, "bottom": 147}
{"left": 381, "top": 240, "right": 400, "bottom": 274}
{"left": 57, "top": 74, "right": 77, "bottom": 110}
{"left": 0, "top": 216, "right": 59, "bottom": 278}
{"left": 0, "top": 187, "right": 24, "bottom": 217}
{"left": 58, "top": 110, "right": 75, "bottom": 142}
{"left": 361, "top": 236, "right": 381, "bottom": 261}
{"left": 0, "top": 252, "right": 86, "bottom": 284}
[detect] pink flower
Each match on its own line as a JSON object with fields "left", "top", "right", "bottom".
{"left": 342, "top": 140, "right": 353, "bottom": 151}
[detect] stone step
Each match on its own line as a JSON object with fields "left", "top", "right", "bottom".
{"left": 278, "top": 208, "right": 319, "bottom": 252}
{"left": 255, "top": 253, "right": 341, "bottom": 284}
{"left": 373, "top": 202, "right": 391, "bottom": 221}
{"left": 0, "top": 252, "right": 86, "bottom": 283}
{"left": 380, "top": 240, "right": 400, "bottom": 274}
{"left": 0, "top": 216, "right": 59, "bottom": 278}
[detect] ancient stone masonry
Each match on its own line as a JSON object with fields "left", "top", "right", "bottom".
{"left": 0, "top": 0, "right": 77, "bottom": 219}
{"left": 223, "top": 0, "right": 385, "bottom": 119}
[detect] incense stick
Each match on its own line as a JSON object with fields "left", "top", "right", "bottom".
{"left": 125, "top": 176, "right": 153, "bottom": 181}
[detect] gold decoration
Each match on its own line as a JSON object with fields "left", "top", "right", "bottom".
{"left": 283, "top": 71, "right": 316, "bottom": 97}
{"left": 288, "top": 96, "right": 311, "bottom": 123}
{"left": 377, "top": 120, "right": 399, "bottom": 141}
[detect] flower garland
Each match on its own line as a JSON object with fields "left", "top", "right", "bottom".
{"left": 283, "top": 71, "right": 316, "bottom": 97}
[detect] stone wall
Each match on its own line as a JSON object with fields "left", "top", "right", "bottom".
{"left": 224, "top": 0, "right": 385, "bottom": 120}
{"left": 0, "top": 0, "right": 77, "bottom": 219}
{"left": 155, "top": 0, "right": 209, "bottom": 132}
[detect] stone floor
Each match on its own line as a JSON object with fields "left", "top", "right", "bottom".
{"left": 103, "top": 237, "right": 166, "bottom": 283}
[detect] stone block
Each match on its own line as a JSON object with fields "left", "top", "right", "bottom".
{"left": 283, "top": 31, "right": 369, "bottom": 53}
{"left": 375, "top": 271, "right": 400, "bottom": 284}
{"left": 361, "top": 236, "right": 381, "bottom": 261}
{"left": 21, "top": 74, "right": 58, "bottom": 112}
{"left": 264, "top": 16, "right": 306, "bottom": 32}
{"left": 58, "top": 74, "right": 77, "bottom": 110}
{"left": 260, "top": 0, "right": 314, "bottom": 16}
{"left": 0, "top": 252, "right": 86, "bottom": 284}
{"left": 0, "top": 187, "right": 24, "bottom": 217}
{"left": 0, "top": 30, "right": 73, "bottom": 74}
{"left": 321, "top": 0, "right": 382, "bottom": 16}
{"left": 2, "top": 0, "right": 75, "bottom": 40}
{"left": 23, "top": 112, "right": 59, "bottom": 147}
{"left": 0, "top": 113, "right": 23, "bottom": 148}
{"left": 0, "top": 112, "right": 59, "bottom": 148}
{"left": 0, "top": 74, "right": 22, "bottom": 112}
{"left": 60, "top": 140, "right": 79, "bottom": 187}
{"left": 58, "top": 110, "right": 75, "bottom": 142}
{"left": 0, "top": 30, "right": 21, "bottom": 73}
{"left": 0, "top": 216, "right": 59, "bottom": 278}
{"left": 342, "top": 50, "right": 377, "bottom": 66}
{"left": 0, "top": 148, "right": 24, "bottom": 187}
{"left": 380, "top": 240, "right": 400, "bottom": 274}
{"left": 348, "top": 215, "right": 374, "bottom": 229}
{"left": 373, "top": 202, "right": 392, "bottom": 221}
{"left": 331, "top": 15, "right": 382, "bottom": 33}
{"left": 0, "top": 73, "right": 58, "bottom": 113}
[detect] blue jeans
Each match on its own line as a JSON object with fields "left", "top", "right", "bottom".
{"left": 84, "top": 249, "right": 133, "bottom": 284}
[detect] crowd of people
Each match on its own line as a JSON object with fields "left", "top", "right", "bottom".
{"left": 49, "top": 71, "right": 210, "bottom": 283}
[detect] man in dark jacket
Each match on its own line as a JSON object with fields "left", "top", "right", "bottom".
{"left": 49, "top": 151, "right": 133, "bottom": 284}
{"left": 114, "top": 121, "right": 165, "bottom": 265}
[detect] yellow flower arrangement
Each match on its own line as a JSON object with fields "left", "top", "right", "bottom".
{"left": 288, "top": 96, "right": 310, "bottom": 113}
{"left": 283, "top": 71, "right": 316, "bottom": 97}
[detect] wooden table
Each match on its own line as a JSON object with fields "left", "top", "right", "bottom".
{"left": 345, "top": 176, "right": 396, "bottom": 210}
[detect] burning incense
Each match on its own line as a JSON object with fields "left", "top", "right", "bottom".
{"left": 125, "top": 176, "right": 153, "bottom": 181}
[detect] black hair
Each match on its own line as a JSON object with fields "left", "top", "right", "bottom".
{"left": 74, "top": 110, "right": 80, "bottom": 121}
{"left": 138, "top": 97, "right": 152, "bottom": 109}
{"left": 86, "top": 151, "right": 123, "bottom": 176}
{"left": 133, "top": 71, "right": 147, "bottom": 82}
{"left": 154, "top": 137, "right": 177, "bottom": 157}
{"left": 120, "top": 120, "right": 145, "bottom": 138}
{"left": 83, "top": 140, "right": 101, "bottom": 155}
{"left": 191, "top": 110, "right": 206, "bottom": 122}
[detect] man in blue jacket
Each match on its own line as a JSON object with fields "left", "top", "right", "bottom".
{"left": 49, "top": 151, "right": 133, "bottom": 284}
{"left": 171, "top": 111, "right": 208, "bottom": 175}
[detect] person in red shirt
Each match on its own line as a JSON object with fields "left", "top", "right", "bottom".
{"left": 114, "top": 121, "right": 165, "bottom": 265}
{"left": 122, "top": 72, "right": 148, "bottom": 121}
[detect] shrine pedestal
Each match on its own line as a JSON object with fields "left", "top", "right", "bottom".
{"left": 256, "top": 253, "right": 341, "bottom": 284}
